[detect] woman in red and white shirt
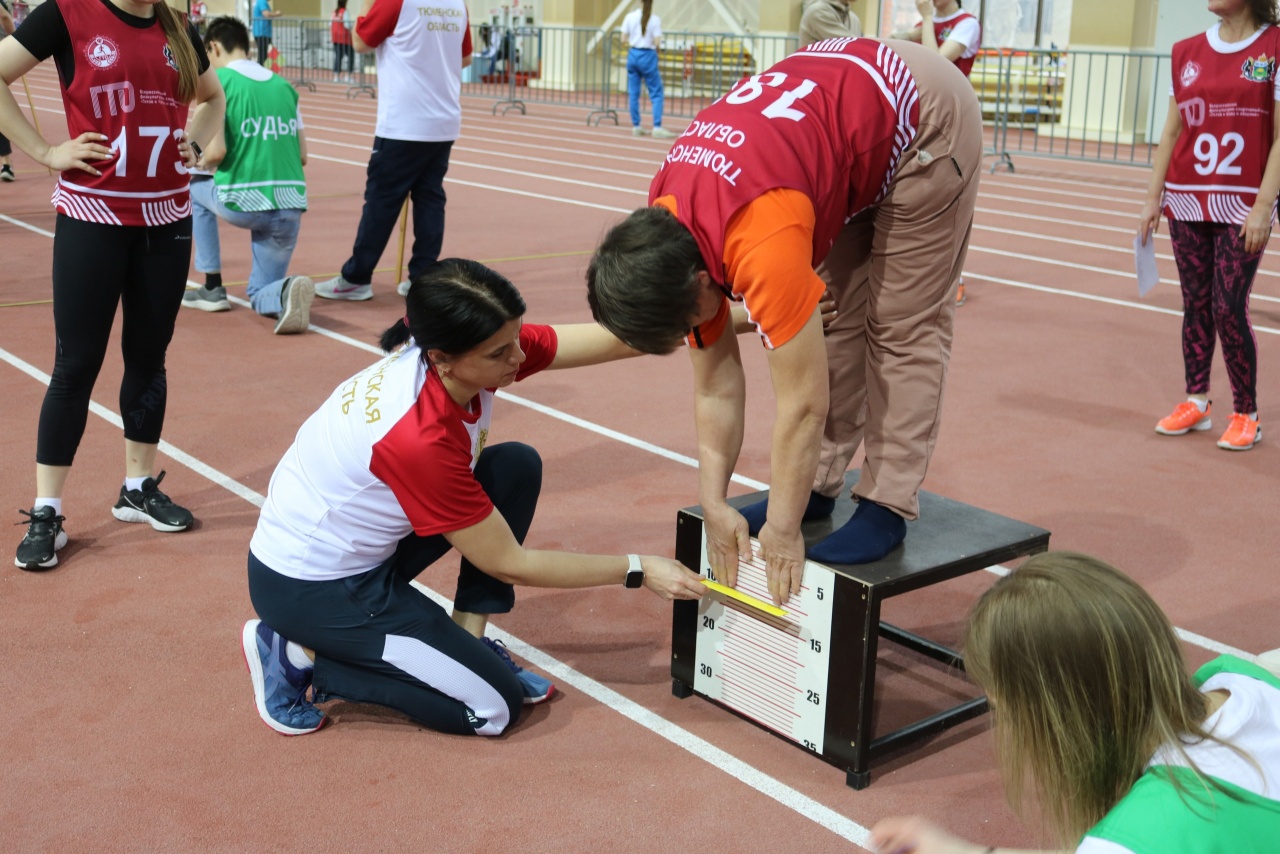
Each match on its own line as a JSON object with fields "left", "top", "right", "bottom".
{"left": 242, "top": 259, "right": 704, "bottom": 737}
{"left": 0, "top": 0, "right": 224, "bottom": 571}
{"left": 1139, "top": 0, "right": 1280, "bottom": 452}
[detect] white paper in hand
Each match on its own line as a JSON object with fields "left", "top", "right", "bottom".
{"left": 1134, "top": 234, "right": 1159, "bottom": 297}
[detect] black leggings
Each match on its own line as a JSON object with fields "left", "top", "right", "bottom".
{"left": 0, "top": 132, "right": 10, "bottom": 157}
{"left": 247, "top": 442, "right": 543, "bottom": 735}
{"left": 37, "top": 214, "right": 191, "bottom": 466}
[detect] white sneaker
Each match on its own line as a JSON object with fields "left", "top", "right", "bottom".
{"left": 1258, "top": 648, "right": 1280, "bottom": 676}
{"left": 315, "top": 274, "right": 372, "bottom": 301}
{"left": 396, "top": 279, "right": 411, "bottom": 297}
{"left": 274, "top": 276, "right": 314, "bottom": 334}
{"left": 632, "top": 126, "right": 649, "bottom": 137}
{"left": 651, "top": 127, "right": 677, "bottom": 139}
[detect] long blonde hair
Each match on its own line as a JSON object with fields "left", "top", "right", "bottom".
{"left": 155, "top": 1, "right": 200, "bottom": 103}
{"left": 640, "top": 0, "right": 653, "bottom": 37}
{"left": 964, "top": 552, "right": 1239, "bottom": 846}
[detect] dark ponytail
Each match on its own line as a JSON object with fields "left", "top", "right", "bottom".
{"left": 641, "top": 0, "right": 653, "bottom": 37}
{"left": 380, "top": 259, "right": 527, "bottom": 362}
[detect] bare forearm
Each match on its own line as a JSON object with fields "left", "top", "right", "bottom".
{"left": 695, "top": 389, "right": 745, "bottom": 511}
{"left": 919, "top": 17, "right": 940, "bottom": 53}
{"left": 0, "top": 83, "right": 53, "bottom": 165}
{"left": 1145, "top": 123, "right": 1180, "bottom": 203}
{"left": 186, "top": 92, "right": 225, "bottom": 151}
{"left": 765, "top": 409, "right": 823, "bottom": 533}
{"left": 499, "top": 549, "right": 629, "bottom": 587}
{"left": 1254, "top": 134, "right": 1280, "bottom": 215}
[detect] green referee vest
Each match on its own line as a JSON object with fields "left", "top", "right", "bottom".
{"left": 1083, "top": 655, "right": 1280, "bottom": 853}
{"left": 213, "top": 65, "right": 307, "bottom": 213}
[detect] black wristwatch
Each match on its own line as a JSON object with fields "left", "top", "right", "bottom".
{"left": 624, "top": 553, "right": 644, "bottom": 588}
{"left": 188, "top": 140, "right": 203, "bottom": 162}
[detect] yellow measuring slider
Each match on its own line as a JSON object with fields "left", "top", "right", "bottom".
{"left": 701, "top": 578, "right": 788, "bottom": 618}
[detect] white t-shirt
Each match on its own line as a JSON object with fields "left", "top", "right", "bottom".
{"left": 355, "top": 0, "right": 472, "bottom": 141}
{"left": 934, "top": 9, "right": 981, "bottom": 59}
{"left": 1076, "top": 671, "right": 1280, "bottom": 854}
{"left": 249, "top": 327, "right": 557, "bottom": 581}
{"left": 621, "top": 9, "right": 661, "bottom": 50}
{"left": 1168, "top": 23, "right": 1280, "bottom": 99}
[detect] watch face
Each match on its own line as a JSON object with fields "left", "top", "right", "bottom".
{"left": 625, "top": 569, "right": 643, "bottom": 588}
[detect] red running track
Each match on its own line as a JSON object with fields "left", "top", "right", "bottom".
{"left": 1, "top": 65, "right": 1277, "bottom": 852}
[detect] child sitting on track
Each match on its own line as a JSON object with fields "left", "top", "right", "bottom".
{"left": 873, "top": 551, "right": 1280, "bottom": 853}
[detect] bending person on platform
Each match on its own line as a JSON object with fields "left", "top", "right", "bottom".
{"left": 587, "top": 38, "right": 981, "bottom": 604}
{"left": 872, "top": 551, "right": 1280, "bottom": 853}
{"left": 184, "top": 16, "right": 313, "bottom": 335}
{"left": 242, "top": 258, "right": 705, "bottom": 737}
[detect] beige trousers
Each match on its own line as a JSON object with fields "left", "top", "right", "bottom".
{"left": 810, "top": 40, "right": 983, "bottom": 520}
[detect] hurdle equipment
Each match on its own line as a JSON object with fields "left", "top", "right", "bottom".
{"left": 670, "top": 472, "right": 1050, "bottom": 789}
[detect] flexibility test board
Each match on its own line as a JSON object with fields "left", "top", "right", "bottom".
{"left": 692, "top": 532, "right": 835, "bottom": 754}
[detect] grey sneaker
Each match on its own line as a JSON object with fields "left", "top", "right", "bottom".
{"left": 651, "top": 127, "right": 677, "bottom": 139}
{"left": 632, "top": 126, "right": 649, "bottom": 137}
{"left": 315, "top": 275, "right": 373, "bottom": 301}
{"left": 182, "top": 284, "right": 230, "bottom": 312}
{"left": 396, "top": 279, "right": 411, "bottom": 297}
{"left": 274, "top": 276, "right": 314, "bottom": 335}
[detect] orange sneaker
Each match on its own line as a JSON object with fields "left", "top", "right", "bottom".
{"left": 1217, "top": 413, "right": 1261, "bottom": 450}
{"left": 955, "top": 282, "right": 966, "bottom": 306}
{"left": 1155, "top": 400, "right": 1212, "bottom": 435}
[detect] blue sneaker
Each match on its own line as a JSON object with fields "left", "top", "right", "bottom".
{"left": 241, "top": 619, "right": 327, "bottom": 735}
{"left": 482, "top": 637, "right": 555, "bottom": 705}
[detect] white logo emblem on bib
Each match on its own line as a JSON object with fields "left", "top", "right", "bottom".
{"left": 86, "top": 36, "right": 120, "bottom": 69}
{"left": 1180, "top": 61, "right": 1201, "bottom": 88}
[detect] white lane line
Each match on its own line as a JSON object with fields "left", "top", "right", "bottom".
{"left": 410, "top": 580, "right": 872, "bottom": 847}
{"left": 0, "top": 335, "right": 871, "bottom": 849}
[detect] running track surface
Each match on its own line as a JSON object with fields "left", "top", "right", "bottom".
{"left": 1, "top": 66, "right": 1277, "bottom": 852}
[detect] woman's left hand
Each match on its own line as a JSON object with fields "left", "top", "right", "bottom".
{"left": 1241, "top": 205, "right": 1272, "bottom": 255}
{"left": 915, "top": 0, "right": 934, "bottom": 19}
{"left": 176, "top": 133, "right": 201, "bottom": 170}
{"left": 870, "top": 815, "right": 987, "bottom": 854}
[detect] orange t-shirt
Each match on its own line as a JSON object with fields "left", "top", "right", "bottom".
{"left": 654, "top": 189, "right": 827, "bottom": 351}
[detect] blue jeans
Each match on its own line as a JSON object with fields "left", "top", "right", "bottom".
{"left": 627, "top": 48, "right": 664, "bottom": 128}
{"left": 341, "top": 137, "right": 452, "bottom": 285}
{"left": 190, "top": 177, "right": 303, "bottom": 317}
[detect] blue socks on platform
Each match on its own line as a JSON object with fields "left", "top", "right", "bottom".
{"left": 807, "top": 499, "right": 906, "bottom": 565}
{"left": 739, "top": 491, "right": 836, "bottom": 536}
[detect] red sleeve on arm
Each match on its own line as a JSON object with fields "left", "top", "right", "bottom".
{"left": 514, "top": 324, "right": 558, "bottom": 380}
{"left": 356, "top": 0, "right": 402, "bottom": 49}
{"left": 462, "top": 9, "right": 473, "bottom": 57}
{"left": 370, "top": 418, "right": 494, "bottom": 537}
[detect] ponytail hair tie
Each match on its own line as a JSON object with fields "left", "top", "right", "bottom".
{"left": 403, "top": 315, "right": 410, "bottom": 328}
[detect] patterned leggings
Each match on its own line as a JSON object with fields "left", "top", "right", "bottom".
{"left": 1166, "top": 219, "right": 1260, "bottom": 414}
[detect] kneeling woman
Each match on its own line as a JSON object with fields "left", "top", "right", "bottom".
{"left": 242, "top": 258, "right": 704, "bottom": 736}
{"left": 872, "top": 552, "right": 1280, "bottom": 853}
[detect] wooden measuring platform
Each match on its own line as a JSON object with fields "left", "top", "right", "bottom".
{"left": 670, "top": 472, "right": 1050, "bottom": 789}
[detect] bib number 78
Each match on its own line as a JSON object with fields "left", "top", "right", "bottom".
{"left": 725, "top": 71, "right": 818, "bottom": 122}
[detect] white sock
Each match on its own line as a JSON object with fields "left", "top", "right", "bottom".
{"left": 1248, "top": 412, "right": 1259, "bottom": 421}
{"left": 285, "top": 641, "right": 314, "bottom": 670}
{"left": 34, "top": 497, "right": 62, "bottom": 515}
{"left": 124, "top": 476, "right": 148, "bottom": 491}
{"left": 1187, "top": 397, "right": 1208, "bottom": 413}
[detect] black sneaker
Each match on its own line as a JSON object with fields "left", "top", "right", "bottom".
{"left": 111, "top": 471, "right": 194, "bottom": 532}
{"left": 15, "top": 506, "right": 67, "bottom": 571}
{"left": 181, "top": 284, "right": 230, "bottom": 312}
{"left": 0, "top": 164, "right": 14, "bottom": 182}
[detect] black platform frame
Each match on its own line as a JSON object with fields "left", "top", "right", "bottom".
{"left": 670, "top": 472, "right": 1050, "bottom": 789}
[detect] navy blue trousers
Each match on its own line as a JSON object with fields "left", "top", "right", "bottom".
{"left": 341, "top": 137, "right": 453, "bottom": 285}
